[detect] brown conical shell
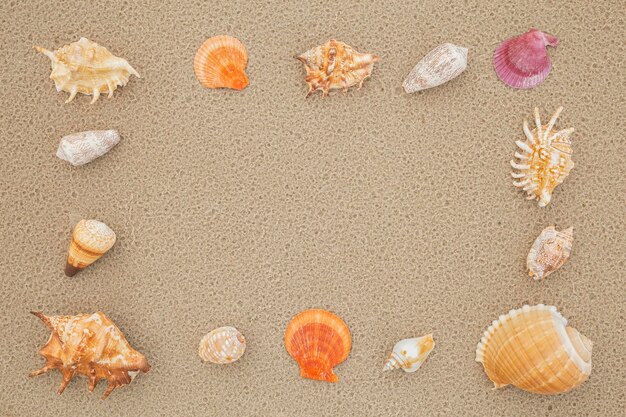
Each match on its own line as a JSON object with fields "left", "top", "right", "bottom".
{"left": 30, "top": 311, "right": 150, "bottom": 399}
{"left": 65, "top": 219, "right": 116, "bottom": 276}
{"left": 476, "top": 305, "right": 592, "bottom": 394}
{"left": 284, "top": 309, "right": 351, "bottom": 383}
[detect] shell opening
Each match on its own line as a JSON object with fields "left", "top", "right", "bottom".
{"left": 566, "top": 327, "right": 593, "bottom": 363}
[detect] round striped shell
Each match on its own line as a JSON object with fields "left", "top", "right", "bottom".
{"left": 476, "top": 305, "right": 592, "bottom": 394}
{"left": 198, "top": 326, "right": 246, "bottom": 364}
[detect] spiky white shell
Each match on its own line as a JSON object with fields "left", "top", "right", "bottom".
{"left": 403, "top": 43, "right": 468, "bottom": 93}
{"left": 56, "top": 130, "right": 120, "bottom": 166}
{"left": 383, "top": 334, "right": 435, "bottom": 372}
{"left": 510, "top": 107, "right": 575, "bottom": 207}
{"left": 35, "top": 37, "right": 139, "bottom": 104}
{"left": 527, "top": 226, "right": 574, "bottom": 280}
{"left": 198, "top": 326, "right": 246, "bottom": 364}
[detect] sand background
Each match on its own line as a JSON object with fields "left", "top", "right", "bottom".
{"left": 1, "top": 0, "right": 625, "bottom": 416}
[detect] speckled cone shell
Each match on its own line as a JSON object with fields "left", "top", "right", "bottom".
{"left": 284, "top": 309, "right": 352, "bottom": 382}
{"left": 30, "top": 311, "right": 150, "bottom": 399}
{"left": 383, "top": 334, "right": 435, "bottom": 372}
{"left": 193, "top": 35, "right": 249, "bottom": 90}
{"left": 65, "top": 219, "right": 116, "bottom": 277}
{"left": 403, "top": 43, "right": 468, "bottom": 93}
{"left": 297, "top": 39, "right": 379, "bottom": 97}
{"left": 527, "top": 226, "right": 573, "bottom": 280}
{"left": 198, "top": 326, "right": 246, "bottom": 364}
{"left": 35, "top": 37, "right": 139, "bottom": 103}
{"left": 510, "top": 107, "right": 575, "bottom": 207}
{"left": 56, "top": 130, "right": 120, "bottom": 166}
{"left": 476, "top": 305, "right": 592, "bottom": 395}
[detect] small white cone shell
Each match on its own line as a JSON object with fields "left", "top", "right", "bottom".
{"left": 56, "top": 130, "right": 120, "bottom": 166}
{"left": 403, "top": 44, "right": 468, "bottom": 93}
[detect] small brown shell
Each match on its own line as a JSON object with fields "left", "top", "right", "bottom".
{"left": 297, "top": 39, "right": 379, "bottom": 97}
{"left": 30, "top": 311, "right": 150, "bottom": 399}
{"left": 65, "top": 219, "right": 116, "bottom": 276}
{"left": 527, "top": 226, "right": 573, "bottom": 280}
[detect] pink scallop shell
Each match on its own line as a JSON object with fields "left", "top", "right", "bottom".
{"left": 493, "top": 28, "right": 558, "bottom": 89}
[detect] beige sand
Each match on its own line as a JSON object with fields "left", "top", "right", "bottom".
{"left": 1, "top": 0, "right": 624, "bottom": 416}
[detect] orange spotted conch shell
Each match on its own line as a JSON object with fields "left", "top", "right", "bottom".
{"left": 35, "top": 37, "right": 139, "bottom": 103}
{"left": 476, "top": 305, "right": 592, "bottom": 395}
{"left": 65, "top": 219, "right": 116, "bottom": 277}
{"left": 527, "top": 226, "right": 573, "bottom": 280}
{"left": 297, "top": 39, "right": 379, "bottom": 97}
{"left": 383, "top": 334, "right": 435, "bottom": 372}
{"left": 511, "top": 107, "right": 575, "bottom": 207}
{"left": 198, "top": 326, "right": 246, "bottom": 364}
{"left": 30, "top": 311, "right": 150, "bottom": 399}
{"left": 284, "top": 309, "right": 352, "bottom": 382}
{"left": 193, "top": 35, "right": 249, "bottom": 90}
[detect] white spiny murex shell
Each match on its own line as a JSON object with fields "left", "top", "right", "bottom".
{"left": 35, "top": 37, "right": 139, "bottom": 103}
{"left": 383, "top": 334, "right": 435, "bottom": 372}
{"left": 527, "top": 226, "right": 574, "bottom": 280}
{"left": 476, "top": 305, "right": 592, "bottom": 395}
{"left": 198, "top": 326, "right": 246, "bottom": 364}
{"left": 511, "top": 107, "right": 575, "bottom": 207}
{"left": 56, "top": 130, "right": 121, "bottom": 166}
{"left": 403, "top": 43, "right": 468, "bottom": 93}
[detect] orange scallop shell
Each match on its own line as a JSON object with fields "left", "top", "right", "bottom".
{"left": 284, "top": 309, "right": 351, "bottom": 383}
{"left": 193, "top": 35, "right": 249, "bottom": 91}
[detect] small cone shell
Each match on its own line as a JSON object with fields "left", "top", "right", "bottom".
{"left": 198, "top": 326, "right": 246, "bottom": 364}
{"left": 284, "top": 309, "right": 351, "bottom": 383}
{"left": 527, "top": 226, "right": 574, "bottom": 280}
{"left": 193, "top": 35, "right": 249, "bottom": 90}
{"left": 403, "top": 43, "right": 468, "bottom": 93}
{"left": 476, "top": 305, "right": 592, "bottom": 394}
{"left": 65, "top": 219, "right": 116, "bottom": 276}
{"left": 56, "top": 130, "right": 120, "bottom": 166}
{"left": 383, "top": 334, "right": 435, "bottom": 372}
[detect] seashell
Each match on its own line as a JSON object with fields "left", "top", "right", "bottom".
{"left": 198, "top": 326, "right": 246, "bottom": 364}
{"left": 284, "top": 309, "right": 351, "bottom": 382}
{"left": 56, "top": 130, "right": 120, "bottom": 166}
{"left": 476, "top": 304, "right": 592, "bottom": 395}
{"left": 193, "top": 35, "right": 249, "bottom": 91}
{"left": 493, "top": 28, "right": 558, "bottom": 89}
{"left": 403, "top": 44, "right": 468, "bottom": 93}
{"left": 510, "top": 107, "right": 575, "bottom": 207}
{"left": 35, "top": 37, "right": 139, "bottom": 103}
{"left": 65, "top": 219, "right": 116, "bottom": 277}
{"left": 30, "top": 311, "right": 150, "bottom": 399}
{"left": 297, "top": 39, "right": 380, "bottom": 97}
{"left": 383, "top": 334, "right": 435, "bottom": 372}
{"left": 527, "top": 226, "right": 573, "bottom": 280}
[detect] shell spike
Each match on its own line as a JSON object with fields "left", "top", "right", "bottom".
{"left": 34, "top": 45, "right": 55, "bottom": 60}
{"left": 543, "top": 106, "right": 564, "bottom": 141}
{"left": 534, "top": 108, "right": 542, "bottom": 140}
{"left": 523, "top": 120, "right": 535, "bottom": 143}
{"left": 90, "top": 88, "right": 101, "bottom": 104}
{"left": 65, "top": 86, "right": 78, "bottom": 103}
{"left": 31, "top": 311, "right": 53, "bottom": 329}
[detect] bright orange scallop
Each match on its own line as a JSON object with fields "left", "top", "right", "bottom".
{"left": 284, "top": 309, "right": 352, "bottom": 383}
{"left": 193, "top": 35, "right": 249, "bottom": 91}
